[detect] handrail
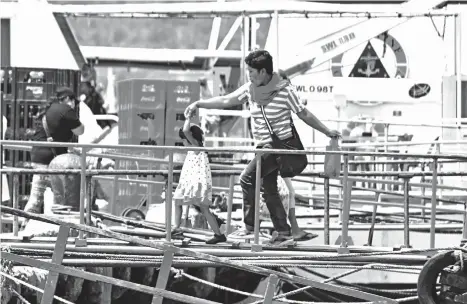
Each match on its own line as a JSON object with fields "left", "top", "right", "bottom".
{"left": 1, "top": 140, "right": 465, "bottom": 251}
{"left": 2, "top": 140, "right": 467, "bottom": 159}
{"left": 199, "top": 109, "right": 467, "bottom": 129}
{"left": 4, "top": 138, "right": 467, "bottom": 153}
{"left": 93, "top": 114, "right": 119, "bottom": 123}
{"left": 4, "top": 144, "right": 466, "bottom": 166}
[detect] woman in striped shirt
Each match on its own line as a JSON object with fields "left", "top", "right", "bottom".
{"left": 185, "top": 50, "right": 340, "bottom": 246}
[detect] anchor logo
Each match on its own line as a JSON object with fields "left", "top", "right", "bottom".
{"left": 331, "top": 33, "right": 408, "bottom": 79}
{"left": 357, "top": 54, "right": 381, "bottom": 77}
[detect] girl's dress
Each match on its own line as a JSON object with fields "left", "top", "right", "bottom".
{"left": 174, "top": 151, "right": 212, "bottom": 206}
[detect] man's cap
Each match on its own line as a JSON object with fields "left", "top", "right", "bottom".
{"left": 56, "top": 87, "right": 75, "bottom": 100}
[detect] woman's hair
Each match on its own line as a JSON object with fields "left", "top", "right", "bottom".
{"left": 178, "top": 124, "right": 204, "bottom": 147}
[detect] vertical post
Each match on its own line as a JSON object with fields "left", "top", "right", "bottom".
{"left": 86, "top": 177, "right": 93, "bottom": 237}
{"left": 263, "top": 274, "right": 279, "bottom": 304}
{"left": 430, "top": 158, "right": 438, "bottom": 249}
{"left": 165, "top": 152, "right": 174, "bottom": 243}
{"left": 366, "top": 194, "right": 379, "bottom": 246}
{"left": 0, "top": 97, "right": 3, "bottom": 209}
{"left": 12, "top": 174, "right": 18, "bottom": 236}
{"left": 274, "top": 10, "right": 279, "bottom": 70}
{"left": 41, "top": 225, "right": 70, "bottom": 304}
{"left": 77, "top": 148, "right": 87, "bottom": 244}
{"left": 421, "top": 168, "right": 426, "bottom": 222}
{"left": 147, "top": 162, "right": 153, "bottom": 212}
{"left": 323, "top": 177, "right": 330, "bottom": 245}
{"left": 383, "top": 124, "right": 389, "bottom": 191}
{"left": 241, "top": 14, "right": 250, "bottom": 84}
{"left": 226, "top": 175, "right": 235, "bottom": 234}
{"left": 403, "top": 177, "right": 411, "bottom": 248}
{"left": 111, "top": 175, "right": 118, "bottom": 216}
{"left": 152, "top": 245, "right": 176, "bottom": 304}
{"left": 252, "top": 154, "right": 262, "bottom": 251}
{"left": 339, "top": 154, "right": 350, "bottom": 253}
{"left": 455, "top": 13, "right": 462, "bottom": 142}
{"left": 101, "top": 267, "right": 113, "bottom": 304}
{"left": 251, "top": 16, "right": 257, "bottom": 50}
{"left": 462, "top": 202, "right": 467, "bottom": 245}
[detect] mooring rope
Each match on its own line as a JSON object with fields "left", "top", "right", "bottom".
{"left": 171, "top": 267, "right": 376, "bottom": 304}
{"left": 6, "top": 247, "right": 423, "bottom": 272}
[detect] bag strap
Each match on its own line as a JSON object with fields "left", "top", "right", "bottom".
{"left": 260, "top": 106, "right": 275, "bottom": 136}
{"left": 42, "top": 115, "right": 57, "bottom": 157}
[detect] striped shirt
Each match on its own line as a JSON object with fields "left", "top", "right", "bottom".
{"left": 237, "top": 82, "right": 305, "bottom": 143}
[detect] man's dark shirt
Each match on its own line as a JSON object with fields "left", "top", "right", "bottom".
{"left": 31, "top": 103, "right": 81, "bottom": 165}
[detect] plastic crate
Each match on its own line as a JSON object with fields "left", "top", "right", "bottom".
{"left": 118, "top": 108, "right": 165, "bottom": 146}
{"left": 1, "top": 67, "right": 81, "bottom": 199}
{"left": 117, "top": 78, "right": 166, "bottom": 110}
{"left": 2, "top": 67, "right": 80, "bottom": 103}
{"left": 166, "top": 80, "right": 200, "bottom": 110}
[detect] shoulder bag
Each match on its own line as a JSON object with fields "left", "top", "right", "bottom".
{"left": 260, "top": 106, "right": 308, "bottom": 178}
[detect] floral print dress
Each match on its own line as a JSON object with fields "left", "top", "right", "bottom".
{"left": 173, "top": 151, "right": 212, "bottom": 207}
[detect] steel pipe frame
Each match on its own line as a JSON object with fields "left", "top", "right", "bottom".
{"left": 4, "top": 144, "right": 465, "bottom": 167}
{"left": 2, "top": 167, "right": 466, "bottom": 178}
{"left": 2, "top": 139, "right": 466, "bottom": 253}
{"left": 2, "top": 140, "right": 466, "bottom": 160}
{"left": 0, "top": 242, "right": 430, "bottom": 264}
{"left": 0, "top": 207, "right": 407, "bottom": 303}
{"left": 297, "top": 177, "right": 466, "bottom": 205}
{"left": 24, "top": 259, "right": 423, "bottom": 270}
{"left": 49, "top": 0, "right": 459, "bottom": 16}
{"left": 304, "top": 194, "right": 466, "bottom": 215}
{"left": 200, "top": 109, "right": 467, "bottom": 129}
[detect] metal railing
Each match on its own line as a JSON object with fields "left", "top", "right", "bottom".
{"left": 1, "top": 139, "right": 466, "bottom": 251}
{"left": 1, "top": 139, "right": 467, "bottom": 304}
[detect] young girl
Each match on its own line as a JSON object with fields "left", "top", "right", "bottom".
{"left": 172, "top": 113, "right": 226, "bottom": 244}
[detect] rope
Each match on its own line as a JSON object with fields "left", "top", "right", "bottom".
{"left": 171, "top": 267, "right": 377, "bottom": 304}
{"left": 170, "top": 267, "right": 264, "bottom": 299}
{"left": 7, "top": 248, "right": 423, "bottom": 271}
{"left": 10, "top": 245, "right": 465, "bottom": 260}
{"left": 0, "top": 271, "right": 75, "bottom": 304}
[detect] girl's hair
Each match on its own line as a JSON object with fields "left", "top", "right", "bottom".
{"left": 178, "top": 124, "right": 204, "bottom": 147}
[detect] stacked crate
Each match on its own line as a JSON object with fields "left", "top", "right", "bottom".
{"left": 1, "top": 67, "right": 80, "bottom": 209}
{"left": 116, "top": 79, "right": 167, "bottom": 216}
{"left": 164, "top": 81, "right": 200, "bottom": 147}
{"left": 165, "top": 81, "right": 200, "bottom": 184}
{"left": 116, "top": 79, "right": 201, "bottom": 214}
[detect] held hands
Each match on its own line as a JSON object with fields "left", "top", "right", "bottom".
{"left": 184, "top": 102, "right": 198, "bottom": 119}
{"left": 326, "top": 129, "right": 341, "bottom": 139}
